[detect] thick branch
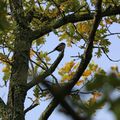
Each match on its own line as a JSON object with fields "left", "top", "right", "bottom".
{"left": 9, "top": 0, "right": 28, "bottom": 27}
{"left": 65, "top": 0, "right": 102, "bottom": 91}
{"left": 41, "top": 80, "right": 87, "bottom": 120}
{"left": 30, "top": 5, "right": 120, "bottom": 40}
{"left": 38, "top": 1, "right": 103, "bottom": 119}
{"left": 9, "top": 0, "right": 23, "bottom": 10}
{"left": 39, "top": 98, "right": 58, "bottom": 120}
{"left": 0, "top": 97, "right": 8, "bottom": 118}
{"left": 26, "top": 51, "right": 64, "bottom": 90}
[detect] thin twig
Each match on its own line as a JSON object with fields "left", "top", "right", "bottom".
{"left": 24, "top": 103, "right": 39, "bottom": 114}
{"left": 101, "top": 47, "right": 120, "bottom": 62}
{"left": 94, "top": 46, "right": 120, "bottom": 62}
{"left": 32, "top": 49, "right": 59, "bottom": 84}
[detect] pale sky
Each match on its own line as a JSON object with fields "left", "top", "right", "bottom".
{"left": 25, "top": 27, "right": 120, "bottom": 120}
{"left": 0, "top": 25, "right": 120, "bottom": 120}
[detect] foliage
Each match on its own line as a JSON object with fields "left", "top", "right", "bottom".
{"left": 0, "top": 0, "right": 120, "bottom": 120}
{"left": 0, "top": 1, "right": 9, "bottom": 31}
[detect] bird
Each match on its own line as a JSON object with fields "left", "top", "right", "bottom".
{"left": 47, "top": 42, "right": 66, "bottom": 55}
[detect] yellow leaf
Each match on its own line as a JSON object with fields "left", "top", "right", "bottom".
{"left": 45, "top": 56, "right": 51, "bottom": 62}
{"left": 83, "top": 70, "right": 91, "bottom": 76}
{"left": 88, "top": 92, "right": 102, "bottom": 105}
{"left": 61, "top": 71, "right": 75, "bottom": 82}
{"left": 111, "top": 66, "right": 118, "bottom": 72}
{"left": 61, "top": 74, "right": 68, "bottom": 82}
{"left": 59, "top": 1, "right": 70, "bottom": 12}
{"left": 2, "top": 67, "right": 9, "bottom": 73}
{"left": 39, "top": 51, "right": 47, "bottom": 58}
{"left": 67, "top": 41, "right": 72, "bottom": 47}
{"left": 30, "top": 49, "right": 35, "bottom": 58}
{"left": 92, "top": 92, "right": 102, "bottom": 103}
{"left": 0, "top": 53, "right": 8, "bottom": 62}
{"left": 91, "top": 65, "right": 98, "bottom": 71}
{"left": 59, "top": 32, "right": 68, "bottom": 41}
{"left": 58, "top": 61, "right": 75, "bottom": 74}
{"left": 59, "top": 4, "right": 66, "bottom": 11}
{"left": 67, "top": 72, "right": 75, "bottom": 80}
{"left": 76, "top": 23, "right": 90, "bottom": 34}
{"left": 105, "top": 18, "right": 113, "bottom": 24}
{"left": 73, "top": 62, "right": 79, "bottom": 69}
{"left": 66, "top": 61, "right": 75, "bottom": 68}
{"left": 117, "top": 73, "right": 120, "bottom": 77}
{"left": 76, "top": 80, "right": 84, "bottom": 86}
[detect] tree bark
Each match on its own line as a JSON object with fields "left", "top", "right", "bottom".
{"left": 39, "top": 99, "right": 58, "bottom": 120}
{"left": 7, "top": 27, "right": 32, "bottom": 120}
{"left": 1, "top": 1, "right": 120, "bottom": 120}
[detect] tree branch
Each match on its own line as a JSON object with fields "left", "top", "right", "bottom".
{"left": 37, "top": 1, "right": 103, "bottom": 119}
{"left": 0, "top": 97, "right": 8, "bottom": 118}
{"left": 30, "top": 5, "right": 120, "bottom": 41}
{"left": 41, "top": 80, "right": 87, "bottom": 120}
{"left": 26, "top": 51, "right": 64, "bottom": 90}
{"left": 101, "top": 47, "right": 120, "bottom": 62}
{"left": 24, "top": 103, "right": 39, "bottom": 114}
{"left": 64, "top": 0, "right": 102, "bottom": 91}
{"left": 9, "top": 0, "right": 28, "bottom": 27}
{"left": 39, "top": 98, "right": 58, "bottom": 120}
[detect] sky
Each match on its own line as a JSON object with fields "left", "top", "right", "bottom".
{"left": 25, "top": 27, "right": 120, "bottom": 120}
{"left": 0, "top": 23, "right": 120, "bottom": 120}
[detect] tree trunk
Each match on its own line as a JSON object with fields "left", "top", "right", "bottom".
{"left": 6, "top": 27, "right": 32, "bottom": 120}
